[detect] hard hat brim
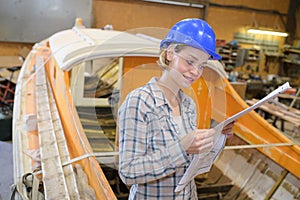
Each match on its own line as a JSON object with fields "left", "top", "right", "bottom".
{"left": 160, "top": 39, "right": 222, "bottom": 60}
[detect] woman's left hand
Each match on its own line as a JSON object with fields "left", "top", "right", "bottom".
{"left": 221, "top": 121, "right": 235, "bottom": 138}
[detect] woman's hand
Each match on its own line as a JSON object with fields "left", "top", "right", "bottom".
{"left": 181, "top": 129, "right": 215, "bottom": 154}
{"left": 180, "top": 121, "right": 235, "bottom": 154}
{"left": 221, "top": 121, "right": 235, "bottom": 138}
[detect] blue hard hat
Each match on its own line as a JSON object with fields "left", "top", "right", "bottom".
{"left": 160, "top": 18, "right": 221, "bottom": 60}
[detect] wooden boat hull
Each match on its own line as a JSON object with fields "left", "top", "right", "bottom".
{"left": 13, "top": 43, "right": 116, "bottom": 199}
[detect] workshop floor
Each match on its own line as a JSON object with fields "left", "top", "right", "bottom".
{"left": 0, "top": 140, "right": 13, "bottom": 200}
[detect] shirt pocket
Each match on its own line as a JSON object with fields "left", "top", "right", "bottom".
{"left": 182, "top": 108, "right": 197, "bottom": 132}
{"left": 148, "top": 114, "right": 179, "bottom": 151}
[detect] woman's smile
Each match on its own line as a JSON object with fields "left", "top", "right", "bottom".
{"left": 182, "top": 74, "right": 195, "bottom": 84}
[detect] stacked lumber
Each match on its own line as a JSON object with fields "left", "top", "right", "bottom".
{"left": 246, "top": 98, "right": 300, "bottom": 138}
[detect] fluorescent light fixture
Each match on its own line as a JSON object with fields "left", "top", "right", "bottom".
{"left": 247, "top": 29, "right": 288, "bottom": 37}
{"left": 144, "top": 0, "right": 204, "bottom": 8}
{"left": 190, "top": 3, "right": 204, "bottom": 8}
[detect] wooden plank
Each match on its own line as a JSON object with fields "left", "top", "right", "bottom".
{"left": 0, "top": 56, "right": 23, "bottom": 68}
{"left": 264, "top": 169, "right": 288, "bottom": 200}
{"left": 278, "top": 94, "right": 300, "bottom": 101}
{"left": 246, "top": 99, "right": 300, "bottom": 127}
{"left": 35, "top": 56, "right": 70, "bottom": 199}
{"left": 47, "top": 79, "right": 81, "bottom": 199}
{"left": 197, "top": 183, "right": 233, "bottom": 193}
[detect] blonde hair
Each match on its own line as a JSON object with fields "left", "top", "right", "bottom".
{"left": 157, "top": 49, "right": 169, "bottom": 70}
{"left": 157, "top": 43, "right": 187, "bottom": 70}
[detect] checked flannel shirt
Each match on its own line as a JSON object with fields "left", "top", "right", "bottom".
{"left": 118, "top": 77, "right": 199, "bottom": 199}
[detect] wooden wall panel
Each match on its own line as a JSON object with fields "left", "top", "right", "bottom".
{"left": 211, "top": 0, "right": 288, "bottom": 13}
{"left": 0, "top": 43, "right": 32, "bottom": 57}
{"left": 93, "top": 0, "right": 203, "bottom": 31}
{"left": 0, "top": 0, "right": 292, "bottom": 56}
{"left": 93, "top": 0, "right": 290, "bottom": 42}
{"left": 208, "top": 0, "right": 290, "bottom": 41}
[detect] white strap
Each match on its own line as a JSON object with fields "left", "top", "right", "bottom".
{"left": 224, "top": 142, "right": 294, "bottom": 150}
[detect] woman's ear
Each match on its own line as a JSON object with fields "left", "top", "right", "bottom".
{"left": 166, "top": 50, "right": 173, "bottom": 62}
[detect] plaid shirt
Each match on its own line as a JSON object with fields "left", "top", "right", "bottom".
{"left": 118, "top": 77, "right": 198, "bottom": 199}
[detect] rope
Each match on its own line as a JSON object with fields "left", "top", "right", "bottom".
{"left": 10, "top": 172, "right": 43, "bottom": 200}
{"left": 62, "top": 152, "right": 119, "bottom": 167}
{"left": 224, "top": 142, "right": 294, "bottom": 150}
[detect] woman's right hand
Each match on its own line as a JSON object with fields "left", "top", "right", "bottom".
{"left": 181, "top": 129, "right": 215, "bottom": 154}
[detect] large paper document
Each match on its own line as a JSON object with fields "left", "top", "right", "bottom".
{"left": 175, "top": 82, "right": 291, "bottom": 192}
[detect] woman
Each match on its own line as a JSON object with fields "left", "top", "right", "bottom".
{"left": 118, "top": 18, "right": 234, "bottom": 199}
